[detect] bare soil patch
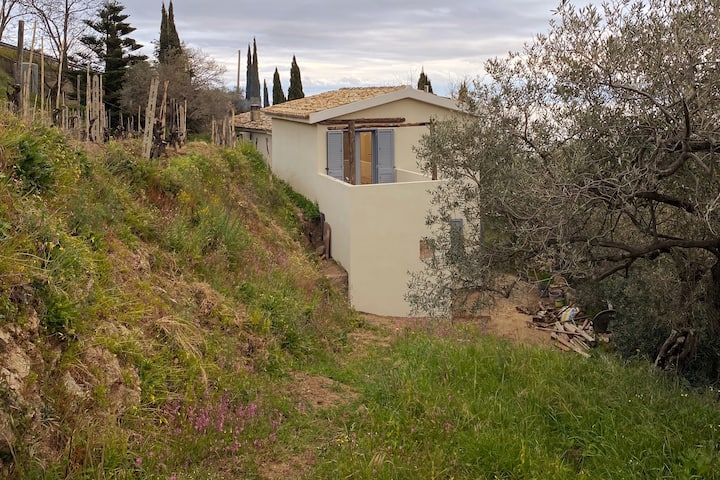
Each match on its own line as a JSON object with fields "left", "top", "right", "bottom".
{"left": 351, "top": 280, "right": 553, "bottom": 349}
{"left": 287, "top": 371, "right": 358, "bottom": 410}
{"left": 260, "top": 450, "right": 317, "bottom": 480}
{"left": 478, "top": 281, "right": 554, "bottom": 348}
{"left": 259, "top": 374, "right": 358, "bottom": 479}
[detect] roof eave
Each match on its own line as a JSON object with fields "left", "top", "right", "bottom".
{"left": 307, "top": 86, "right": 461, "bottom": 123}
{"left": 263, "top": 111, "right": 312, "bottom": 123}
{"left": 235, "top": 127, "right": 272, "bottom": 133}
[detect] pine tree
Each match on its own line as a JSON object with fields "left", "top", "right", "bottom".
{"left": 80, "top": 0, "right": 146, "bottom": 125}
{"left": 263, "top": 80, "right": 269, "bottom": 108}
{"left": 245, "top": 44, "right": 252, "bottom": 100}
{"left": 417, "top": 68, "right": 433, "bottom": 93}
{"left": 287, "top": 55, "right": 304, "bottom": 101}
{"left": 272, "top": 67, "right": 286, "bottom": 105}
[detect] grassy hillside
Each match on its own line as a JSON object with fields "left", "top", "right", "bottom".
{"left": 0, "top": 110, "right": 718, "bottom": 479}
{"left": 0, "top": 110, "right": 356, "bottom": 478}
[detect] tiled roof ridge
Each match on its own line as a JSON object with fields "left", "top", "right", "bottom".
{"left": 263, "top": 85, "right": 409, "bottom": 120}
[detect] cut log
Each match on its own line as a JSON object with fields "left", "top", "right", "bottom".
{"left": 569, "top": 338, "right": 590, "bottom": 352}
{"left": 551, "top": 334, "right": 591, "bottom": 358}
{"left": 563, "top": 323, "right": 596, "bottom": 345}
{"left": 534, "top": 326, "right": 594, "bottom": 340}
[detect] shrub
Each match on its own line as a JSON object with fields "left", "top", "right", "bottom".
{"left": 14, "top": 136, "right": 54, "bottom": 192}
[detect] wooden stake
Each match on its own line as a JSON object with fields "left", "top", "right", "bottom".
{"left": 55, "top": 39, "right": 65, "bottom": 110}
{"left": 40, "top": 38, "right": 45, "bottom": 125}
{"left": 142, "top": 76, "right": 160, "bottom": 158}
{"left": 159, "top": 80, "right": 169, "bottom": 134}
{"left": 15, "top": 20, "right": 24, "bottom": 113}
{"left": 23, "top": 21, "right": 37, "bottom": 123}
{"left": 85, "top": 66, "right": 90, "bottom": 141}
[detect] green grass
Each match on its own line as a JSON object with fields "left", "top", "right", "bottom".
{"left": 312, "top": 328, "right": 720, "bottom": 479}
{"left": 0, "top": 109, "right": 718, "bottom": 479}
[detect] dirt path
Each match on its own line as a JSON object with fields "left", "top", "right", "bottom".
{"left": 260, "top": 279, "right": 552, "bottom": 479}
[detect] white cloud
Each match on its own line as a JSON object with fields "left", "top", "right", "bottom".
{"left": 111, "top": 0, "right": 568, "bottom": 96}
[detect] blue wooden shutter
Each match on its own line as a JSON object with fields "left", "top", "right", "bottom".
{"left": 326, "top": 131, "right": 344, "bottom": 180}
{"left": 376, "top": 129, "right": 395, "bottom": 183}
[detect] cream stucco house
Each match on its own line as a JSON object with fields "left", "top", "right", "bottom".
{"left": 263, "top": 85, "right": 461, "bottom": 316}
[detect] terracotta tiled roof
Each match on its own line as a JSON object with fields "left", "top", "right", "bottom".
{"left": 233, "top": 110, "right": 272, "bottom": 132}
{"left": 263, "top": 86, "right": 407, "bottom": 120}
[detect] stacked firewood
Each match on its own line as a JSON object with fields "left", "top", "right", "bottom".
{"left": 518, "top": 305, "right": 602, "bottom": 357}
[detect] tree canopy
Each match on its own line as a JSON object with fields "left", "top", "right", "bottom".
{"left": 120, "top": 46, "right": 230, "bottom": 132}
{"left": 272, "top": 67, "right": 286, "bottom": 105}
{"left": 244, "top": 39, "right": 260, "bottom": 103}
{"left": 0, "top": 0, "right": 24, "bottom": 43}
{"left": 158, "top": 0, "right": 181, "bottom": 63}
{"left": 287, "top": 55, "right": 304, "bottom": 101}
{"left": 417, "top": 68, "right": 433, "bottom": 93}
{"left": 409, "top": 0, "right": 720, "bottom": 380}
{"left": 79, "top": 0, "right": 145, "bottom": 124}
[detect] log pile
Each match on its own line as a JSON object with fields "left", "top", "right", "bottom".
{"left": 519, "top": 304, "right": 609, "bottom": 357}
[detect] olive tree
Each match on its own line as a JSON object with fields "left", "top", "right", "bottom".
{"left": 409, "top": 0, "right": 720, "bottom": 379}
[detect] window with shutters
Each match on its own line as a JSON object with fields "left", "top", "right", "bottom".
{"left": 326, "top": 129, "right": 395, "bottom": 184}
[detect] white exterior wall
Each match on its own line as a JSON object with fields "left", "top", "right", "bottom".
{"left": 314, "top": 174, "right": 353, "bottom": 270}
{"left": 346, "top": 179, "right": 441, "bottom": 316}
{"left": 396, "top": 168, "right": 430, "bottom": 183}
{"left": 313, "top": 174, "right": 442, "bottom": 316}
{"left": 239, "top": 132, "right": 273, "bottom": 166}
{"left": 270, "top": 119, "right": 322, "bottom": 201}
{"left": 269, "top": 96, "right": 458, "bottom": 316}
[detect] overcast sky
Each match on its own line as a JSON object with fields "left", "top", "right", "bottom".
{"left": 113, "top": 0, "right": 567, "bottom": 97}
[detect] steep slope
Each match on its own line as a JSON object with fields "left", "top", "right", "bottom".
{"left": 0, "top": 113, "right": 357, "bottom": 478}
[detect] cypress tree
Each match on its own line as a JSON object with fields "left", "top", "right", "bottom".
{"left": 158, "top": 1, "right": 181, "bottom": 63}
{"left": 251, "top": 37, "right": 260, "bottom": 101}
{"left": 263, "top": 80, "right": 269, "bottom": 107}
{"left": 245, "top": 44, "right": 251, "bottom": 100}
{"left": 158, "top": 2, "right": 168, "bottom": 62}
{"left": 417, "top": 68, "right": 433, "bottom": 93}
{"left": 272, "top": 67, "right": 286, "bottom": 105}
{"left": 287, "top": 55, "right": 304, "bottom": 101}
{"left": 167, "top": 1, "right": 181, "bottom": 51}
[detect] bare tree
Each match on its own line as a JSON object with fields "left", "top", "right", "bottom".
{"left": 0, "top": 0, "right": 26, "bottom": 43}
{"left": 25, "top": 0, "right": 99, "bottom": 71}
{"left": 410, "top": 0, "right": 720, "bottom": 378}
{"left": 120, "top": 47, "right": 233, "bottom": 133}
